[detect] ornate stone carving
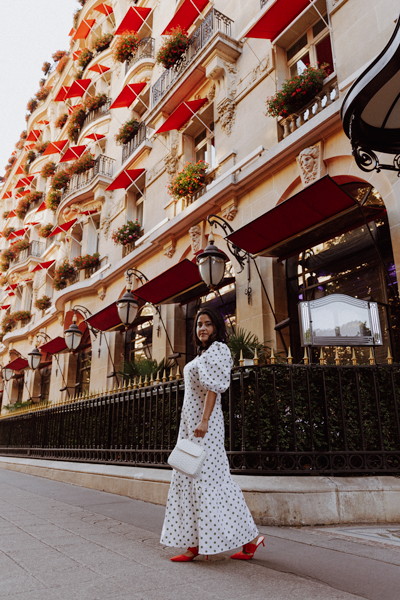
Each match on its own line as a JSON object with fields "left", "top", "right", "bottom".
{"left": 164, "top": 131, "right": 180, "bottom": 177}
{"left": 222, "top": 201, "right": 238, "bottom": 222}
{"left": 207, "top": 83, "right": 216, "bottom": 102}
{"left": 297, "top": 144, "right": 323, "bottom": 187}
{"left": 189, "top": 224, "right": 202, "bottom": 254}
{"left": 97, "top": 285, "right": 106, "bottom": 301}
{"left": 217, "top": 98, "right": 236, "bottom": 136}
{"left": 163, "top": 239, "right": 176, "bottom": 258}
{"left": 58, "top": 313, "right": 64, "bottom": 327}
{"left": 206, "top": 58, "right": 237, "bottom": 136}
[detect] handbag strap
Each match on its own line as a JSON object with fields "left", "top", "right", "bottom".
{"left": 189, "top": 434, "right": 205, "bottom": 446}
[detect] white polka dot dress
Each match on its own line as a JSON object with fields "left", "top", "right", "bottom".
{"left": 160, "top": 341, "right": 259, "bottom": 556}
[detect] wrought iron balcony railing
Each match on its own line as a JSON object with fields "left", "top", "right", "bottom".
{"left": 151, "top": 8, "right": 233, "bottom": 107}
{"left": 125, "top": 37, "right": 155, "bottom": 75}
{"left": 61, "top": 155, "right": 115, "bottom": 202}
{"left": 260, "top": 0, "right": 268, "bottom": 7}
{"left": 81, "top": 100, "right": 111, "bottom": 132}
{"left": 9, "top": 241, "right": 44, "bottom": 267}
{"left": 122, "top": 123, "right": 148, "bottom": 164}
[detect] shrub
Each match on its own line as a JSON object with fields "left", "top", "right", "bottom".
{"left": 42, "top": 61, "right": 51, "bottom": 75}
{"left": 92, "top": 33, "right": 113, "bottom": 53}
{"left": 156, "top": 27, "right": 188, "bottom": 69}
{"left": 53, "top": 261, "right": 77, "bottom": 290}
{"left": 66, "top": 106, "right": 86, "bottom": 142}
{"left": 55, "top": 113, "right": 68, "bottom": 129}
{"left": 167, "top": 160, "right": 208, "bottom": 198}
{"left": 38, "top": 223, "right": 53, "bottom": 238}
{"left": 52, "top": 50, "right": 67, "bottom": 62}
{"left": 56, "top": 55, "right": 69, "bottom": 75}
{"left": 73, "top": 253, "right": 100, "bottom": 270}
{"left": 111, "top": 220, "right": 141, "bottom": 246}
{"left": 34, "top": 295, "right": 52, "bottom": 311}
{"left": 35, "top": 141, "right": 49, "bottom": 155}
{"left": 27, "top": 98, "right": 38, "bottom": 113}
{"left": 41, "top": 161, "right": 57, "bottom": 179}
{"left": 35, "top": 86, "right": 51, "bottom": 102}
{"left": 68, "top": 152, "right": 95, "bottom": 176}
{"left": 78, "top": 48, "right": 94, "bottom": 70}
{"left": 2, "top": 211, "right": 10, "bottom": 219}
{"left": 46, "top": 190, "right": 62, "bottom": 212}
{"left": 113, "top": 31, "right": 140, "bottom": 63}
{"left": 51, "top": 170, "right": 70, "bottom": 191}
{"left": 115, "top": 118, "right": 140, "bottom": 145}
{"left": 83, "top": 93, "right": 108, "bottom": 112}
{"left": 265, "top": 64, "right": 329, "bottom": 118}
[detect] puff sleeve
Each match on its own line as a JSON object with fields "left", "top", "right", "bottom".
{"left": 197, "top": 342, "right": 233, "bottom": 394}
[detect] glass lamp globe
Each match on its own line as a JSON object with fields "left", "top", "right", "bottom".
{"left": 116, "top": 286, "right": 139, "bottom": 328}
{"left": 3, "top": 368, "right": 13, "bottom": 382}
{"left": 28, "top": 345, "right": 43, "bottom": 370}
{"left": 64, "top": 313, "right": 83, "bottom": 351}
{"left": 196, "top": 231, "right": 228, "bottom": 289}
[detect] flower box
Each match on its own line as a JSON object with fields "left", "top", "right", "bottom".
{"left": 111, "top": 220, "right": 141, "bottom": 246}
{"left": 53, "top": 262, "right": 77, "bottom": 291}
{"left": 56, "top": 55, "right": 68, "bottom": 75}
{"left": 42, "top": 62, "right": 51, "bottom": 75}
{"left": 35, "top": 141, "right": 49, "bottom": 155}
{"left": 38, "top": 223, "right": 53, "bottom": 238}
{"left": 46, "top": 190, "right": 62, "bottom": 212}
{"left": 92, "top": 33, "right": 113, "bottom": 54}
{"left": 66, "top": 106, "right": 86, "bottom": 142}
{"left": 55, "top": 113, "right": 68, "bottom": 129}
{"left": 73, "top": 253, "right": 100, "bottom": 270}
{"left": 156, "top": 27, "right": 188, "bottom": 70}
{"left": 12, "top": 239, "right": 29, "bottom": 254}
{"left": 35, "top": 86, "right": 51, "bottom": 102}
{"left": 68, "top": 152, "right": 95, "bottom": 176}
{"left": 115, "top": 119, "right": 140, "bottom": 145}
{"left": 113, "top": 31, "right": 140, "bottom": 63}
{"left": 52, "top": 50, "right": 67, "bottom": 62}
{"left": 167, "top": 160, "right": 208, "bottom": 199}
{"left": 78, "top": 48, "right": 93, "bottom": 71}
{"left": 34, "top": 295, "right": 52, "bottom": 311}
{"left": 51, "top": 170, "right": 70, "bottom": 191}
{"left": 27, "top": 98, "right": 38, "bottom": 114}
{"left": 41, "top": 161, "right": 57, "bottom": 179}
{"left": 83, "top": 93, "right": 109, "bottom": 113}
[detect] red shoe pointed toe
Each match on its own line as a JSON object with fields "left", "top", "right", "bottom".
{"left": 170, "top": 547, "right": 199, "bottom": 562}
{"left": 230, "top": 536, "right": 265, "bottom": 560}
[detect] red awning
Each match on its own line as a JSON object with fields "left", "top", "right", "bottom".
{"left": 48, "top": 218, "right": 77, "bottom": 237}
{"left": 31, "top": 260, "right": 56, "bottom": 273}
{"left": 115, "top": 6, "right": 152, "bottom": 35}
{"left": 42, "top": 140, "right": 68, "bottom": 156}
{"left": 80, "top": 208, "right": 99, "bottom": 216}
{"left": 88, "top": 64, "right": 110, "bottom": 74}
{"left": 6, "top": 210, "right": 17, "bottom": 218}
{"left": 5, "top": 357, "right": 28, "bottom": 371}
{"left": 35, "top": 201, "right": 47, "bottom": 213}
{"left": 0, "top": 305, "right": 11, "bottom": 310}
{"left": 73, "top": 49, "right": 83, "bottom": 60}
{"left": 85, "top": 133, "right": 106, "bottom": 141}
{"left": 54, "top": 86, "right": 71, "bottom": 102}
{"left": 73, "top": 18, "right": 96, "bottom": 40}
{"left": 16, "top": 166, "right": 24, "bottom": 174}
{"left": 7, "top": 228, "right": 28, "bottom": 240}
{"left": 15, "top": 176, "right": 34, "bottom": 188}
{"left": 26, "top": 130, "right": 41, "bottom": 142}
{"left": 84, "top": 298, "right": 146, "bottom": 332}
{"left": 65, "top": 79, "right": 92, "bottom": 99}
{"left": 156, "top": 98, "right": 208, "bottom": 133}
{"left": 39, "top": 336, "right": 68, "bottom": 355}
{"left": 3, "top": 192, "right": 12, "bottom": 199}
{"left": 106, "top": 168, "right": 145, "bottom": 191}
{"left": 162, "top": 0, "right": 208, "bottom": 35}
{"left": 225, "top": 176, "right": 386, "bottom": 259}
{"left": 59, "top": 145, "right": 88, "bottom": 163}
{"left": 246, "top": 0, "right": 310, "bottom": 40}
{"left": 134, "top": 259, "right": 203, "bottom": 305}
{"left": 69, "top": 27, "right": 75, "bottom": 36}
{"left": 37, "top": 120, "right": 50, "bottom": 125}
{"left": 110, "top": 83, "right": 147, "bottom": 109}
{"left": 93, "top": 3, "right": 113, "bottom": 16}
{"left": 68, "top": 103, "right": 82, "bottom": 115}
{"left": 16, "top": 190, "right": 31, "bottom": 198}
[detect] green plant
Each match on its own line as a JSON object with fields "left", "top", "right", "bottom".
{"left": 55, "top": 113, "right": 68, "bottom": 129}
{"left": 12, "top": 239, "right": 30, "bottom": 254}
{"left": 17, "top": 187, "right": 25, "bottom": 194}
{"left": 111, "top": 220, "right": 141, "bottom": 246}
{"left": 78, "top": 48, "right": 93, "bottom": 70}
{"left": 52, "top": 50, "right": 67, "bottom": 62}
{"left": 53, "top": 261, "right": 77, "bottom": 290}
{"left": 265, "top": 64, "right": 329, "bottom": 118}
{"left": 42, "top": 61, "right": 51, "bottom": 75}
{"left": 115, "top": 118, "right": 140, "bottom": 145}
{"left": 1, "top": 313, "right": 17, "bottom": 333}
{"left": 46, "top": 190, "right": 62, "bottom": 212}
{"left": 227, "top": 327, "right": 266, "bottom": 364}
{"left": 0, "top": 275, "right": 8, "bottom": 286}
{"left": 3, "top": 227, "right": 15, "bottom": 239}
{"left": 15, "top": 197, "right": 31, "bottom": 219}
{"left": 14, "top": 310, "right": 31, "bottom": 322}
{"left": 118, "top": 357, "right": 173, "bottom": 381}
{"left": 83, "top": 93, "right": 108, "bottom": 113}
{"left": 56, "top": 55, "right": 69, "bottom": 75}
{"left": 68, "top": 152, "right": 95, "bottom": 176}
{"left": 27, "top": 98, "right": 38, "bottom": 113}
{"left": 167, "top": 160, "right": 208, "bottom": 198}
{"left": 35, "top": 86, "right": 51, "bottom": 102}
{"left": 4, "top": 400, "right": 33, "bottom": 411}
{"left": 38, "top": 223, "right": 53, "bottom": 238}
{"left": 73, "top": 253, "right": 100, "bottom": 270}
{"left": 73, "top": 8, "right": 82, "bottom": 29}
{"left": 2, "top": 211, "right": 10, "bottom": 219}
{"left": 66, "top": 106, "right": 86, "bottom": 141}
{"left": 156, "top": 27, "right": 188, "bottom": 69}
{"left": 25, "top": 149, "right": 37, "bottom": 168}
{"left": 92, "top": 32, "right": 113, "bottom": 53}
{"left": 51, "top": 170, "right": 70, "bottom": 191}
{"left": 41, "top": 161, "right": 57, "bottom": 179}
{"left": 35, "top": 141, "right": 49, "bottom": 155}
{"left": 113, "top": 31, "right": 140, "bottom": 63}
{"left": 34, "top": 295, "right": 52, "bottom": 310}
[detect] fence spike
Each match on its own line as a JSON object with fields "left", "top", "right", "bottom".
{"left": 319, "top": 348, "right": 324, "bottom": 365}
{"left": 118, "top": 382, "right": 122, "bottom": 392}
{"left": 335, "top": 348, "right": 340, "bottom": 366}
{"left": 123, "top": 380, "right": 127, "bottom": 391}
{"left": 144, "top": 374, "right": 148, "bottom": 386}
{"left": 162, "top": 369, "right": 167, "bottom": 383}
{"left": 128, "top": 379, "right": 132, "bottom": 390}
{"left": 156, "top": 371, "right": 160, "bottom": 384}
{"left": 138, "top": 376, "right": 142, "bottom": 388}
{"left": 287, "top": 347, "right": 293, "bottom": 365}
{"left": 352, "top": 348, "right": 357, "bottom": 365}
{"left": 169, "top": 367, "right": 174, "bottom": 381}
{"left": 303, "top": 347, "right": 309, "bottom": 365}
{"left": 239, "top": 349, "right": 244, "bottom": 367}
{"left": 369, "top": 347, "right": 375, "bottom": 365}
{"left": 253, "top": 347, "right": 259, "bottom": 366}
{"left": 387, "top": 347, "right": 393, "bottom": 365}
{"left": 176, "top": 365, "right": 181, "bottom": 379}
{"left": 270, "top": 348, "right": 276, "bottom": 365}
{"left": 150, "top": 373, "right": 154, "bottom": 385}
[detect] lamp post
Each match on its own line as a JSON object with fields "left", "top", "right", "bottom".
{"left": 116, "top": 269, "right": 147, "bottom": 329}
{"left": 196, "top": 231, "right": 229, "bottom": 290}
{"left": 64, "top": 305, "right": 98, "bottom": 352}
{"left": 2, "top": 367, "right": 13, "bottom": 382}
{"left": 27, "top": 344, "right": 42, "bottom": 371}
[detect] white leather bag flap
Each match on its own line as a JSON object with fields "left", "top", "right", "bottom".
{"left": 177, "top": 438, "right": 203, "bottom": 457}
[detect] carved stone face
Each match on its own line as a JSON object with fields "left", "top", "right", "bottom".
{"left": 300, "top": 153, "right": 316, "bottom": 173}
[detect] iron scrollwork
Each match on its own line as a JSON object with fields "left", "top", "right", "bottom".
{"left": 206, "top": 214, "right": 248, "bottom": 273}
{"left": 350, "top": 115, "right": 400, "bottom": 176}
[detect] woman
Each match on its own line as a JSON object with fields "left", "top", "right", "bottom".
{"left": 160, "top": 307, "right": 264, "bottom": 561}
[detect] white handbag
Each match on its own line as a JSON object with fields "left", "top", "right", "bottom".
{"left": 168, "top": 436, "right": 207, "bottom": 479}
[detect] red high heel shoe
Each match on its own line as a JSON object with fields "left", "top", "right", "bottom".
{"left": 230, "top": 536, "right": 265, "bottom": 560}
{"left": 170, "top": 547, "right": 199, "bottom": 562}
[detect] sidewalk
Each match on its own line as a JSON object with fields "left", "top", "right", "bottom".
{"left": 0, "top": 468, "right": 398, "bottom": 600}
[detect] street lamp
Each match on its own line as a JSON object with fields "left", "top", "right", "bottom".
{"left": 2, "top": 367, "right": 13, "bottom": 382}
{"left": 196, "top": 231, "right": 228, "bottom": 289}
{"left": 116, "top": 269, "right": 147, "bottom": 329}
{"left": 27, "top": 344, "right": 42, "bottom": 370}
{"left": 64, "top": 312, "right": 84, "bottom": 351}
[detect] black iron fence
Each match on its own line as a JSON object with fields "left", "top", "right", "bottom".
{"left": 1, "top": 363, "right": 400, "bottom": 475}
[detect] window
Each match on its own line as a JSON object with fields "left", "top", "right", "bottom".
{"left": 124, "top": 306, "right": 153, "bottom": 363}
{"left": 75, "top": 347, "right": 91, "bottom": 396}
{"left": 24, "top": 282, "right": 33, "bottom": 313}
{"left": 194, "top": 123, "right": 215, "bottom": 169}
{"left": 287, "top": 15, "right": 333, "bottom": 77}
{"left": 39, "top": 365, "right": 51, "bottom": 402}
{"left": 136, "top": 184, "right": 145, "bottom": 227}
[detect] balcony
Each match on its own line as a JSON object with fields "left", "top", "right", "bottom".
{"left": 61, "top": 155, "right": 115, "bottom": 203}
{"left": 125, "top": 37, "right": 155, "bottom": 76}
{"left": 81, "top": 100, "right": 111, "bottom": 132}
{"left": 122, "top": 123, "right": 149, "bottom": 164}
{"left": 260, "top": 0, "right": 268, "bottom": 6}
{"left": 9, "top": 241, "right": 44, "bottom": 268}
{"left": 151, "top": 9, "right": 233, "bottom": 108}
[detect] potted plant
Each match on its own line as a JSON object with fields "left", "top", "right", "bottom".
{"left": 41, "top": 161, "right": 57, "bottom": 179}
{"left": 34, "top": 295, "right": 52, "bottom": 311}
{"left": 53, "top": 261, "right": 77, "bottom": 290}
{"left": 115, "top": 118, "right": 140, "bottom": 145}
{"left": 2, "top": 211, "right": 10, "bottom": 219}
{"left": 55, "top": 113, "right": 68, "bottom": 129}
{"left": 78, "top": 48, "right": 94, "bottom": 71}
{"left": 52, "top": 50, "right": 67, "bottom": 62}
{"left": 46, "top": 190, "right": 62, "bottom": 212}
{"left": 56, "top": 55, "right": 69, "bottom": 75}
{"left": 27, "top": 98, "right": 38, "bottom": 114}
{"left": 13, "top": 310, "right": 31, "bottom": 324}
{"left": 1, "top": 313, "right": 17, "bottom": 334}
{"left": 0, "top": 275, "right": 8, "bottom": 286}
{"left": 113, "top": 31, "right": 140, "bottom": 63}
{"left": 266, "top": 64, "right": 329, "bottom": 119}
{"left": 66, "top": 106, "right": 86, "bottom": 142}
{"left": 156, "top": 27, "right": 189, "bottom": 69}
{"left": 3, "top": 227, "right": 15, "bottom": 239}
{"left": 92, "top": 32, "right": 113, "bottom": 53}
{"left": 73, "top": 8, "right": 81, "bottom": 29}
{"left": 73, "top": 253, "right": 100, "bottom": 270}
{"left": 111, "top": 220, "right": 142, "bottom": 246}
{"left": 68, "top": 152, "right": 95, "bottom": 176}
{"left": 0, "top": 248, "right": 16, "bottom": 271}
{"left": 83, "top": 93, "right": 109, "bottom": 113}
{"left": 12, "top": 239, "right": 30, "bottom": 254}
{"left": 15, "top": 197, "right": 31, "bottom": 219}
{"left": 35, "top": 141, "right": 49, "bottom": 155}
{"left": 51, "top": 170, "right": 70, "bottom": 191}
{"left": 227, "top": 327, "right": 266, "bottom": 366}
{"left": 42, "top": 61, "right": 51, "bottom": 75}
{"left": 35, "top": 86, "right": 51, "bottom": 102}
{"left": 38, "top": 223, "right": 53, "bottom": 238}
{"left": 167, "top": 160, "right": 208, "bottom": 199}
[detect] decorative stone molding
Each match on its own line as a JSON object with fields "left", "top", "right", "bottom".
{"left": 189, "top": 224, "right": 203, "bottom": 254}
{"left": 164, "top": 131, "right": 180, "bottom": 177}
{"left": 205, "top": 56, "right": 237, "bottom": 136}
{"left": 217, "top": 98, "right": 236, "bottom": 136}
{"left": 58, "top": 313, "right": 64, "bottom": 327}
{"left": 297, "top": 142, "right": 325, "bottom": 187}
{"left": 221, "top": 199, "right": 238, "bottom": 222}
{"left": 163, "top": 239, "right": 176, "bottom": 258}
{"left": 97, "top": 285, "right": 107, "bottom": 301}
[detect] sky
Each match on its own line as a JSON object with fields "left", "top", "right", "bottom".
{"left": 0, "top": 0, "right": 78, "bottom": 177}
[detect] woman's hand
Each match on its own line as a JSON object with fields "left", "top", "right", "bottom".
{"left": 194, "top": 419, "right": 208, "bottom": 438}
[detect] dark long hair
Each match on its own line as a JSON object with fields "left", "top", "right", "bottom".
{"left": 193, "top": 307, "right": 228, "bottom": 355}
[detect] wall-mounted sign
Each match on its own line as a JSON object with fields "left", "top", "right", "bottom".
{"left": 299, "top": 293, "right": 382, "bottom": 347}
